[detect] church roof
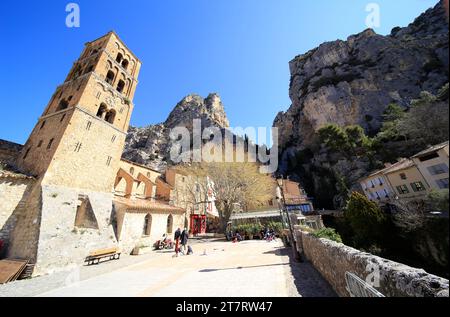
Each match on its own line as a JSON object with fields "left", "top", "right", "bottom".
{"left": 113, "top": 196, "right": 185, "bottom": 214}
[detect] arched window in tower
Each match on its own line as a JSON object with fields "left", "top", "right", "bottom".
{"left": 96, "top": 103, "right": 107, "bottom": 118}
{"left": 167, "top": 215, "right": 173, "bottom": 234}
{"left": 106, "top": 70, "right": 115, "bottom": 85}
{"left": 126, "top": 79, "right": 132, "bottom": 95}
{"left": 56, "top": 99, "right": 69, "bottom": 112}
{"left": 71, "top": 65, "right": 82, "bottom": 80}
{"left": 117, "top": 80, "right": 125, "bottom": 93}
{"left": 85, "top": 65, "right": 94, "bottom": 74}
{"left": 105, "top": 109, "right": 116, "bottom": 124}
{"left": 121, "top": 59, "right": 129, "bottom": 70}
{"left": 116, "top": 53, "right": 123, "bottom": 64}
{"left": 129, "top": 167, "right": 135, "bottom": 175}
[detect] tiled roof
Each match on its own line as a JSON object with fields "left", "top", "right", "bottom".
{"left": 411, "top": 141, "right": 449, "bottom": 158}
{"left": 113, "top": 196, "right": 185, "bottom": 214}
{"left": 120, "top": 158, "right": 162, "bottom": 174}
{"left": 383, "top": 159, "right": 415, "bottom": 174}
{"left": 361, "top": 159, "right": 414, "bottom": 180}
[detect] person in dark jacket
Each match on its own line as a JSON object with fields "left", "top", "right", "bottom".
{"left": 180, "top": 228, "right": 189, "bottom": 254}
{"left": 174, "top": 228, "right": 181, "bottom": 256}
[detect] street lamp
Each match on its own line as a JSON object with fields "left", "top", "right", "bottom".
{"left": 276, "top": 176, "right": 301, "bottom": 262}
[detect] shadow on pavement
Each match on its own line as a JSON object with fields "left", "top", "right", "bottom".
{"left": 199, "top": 262, "right": 290, "bottom": 273}
{"left": 274, "top": 247, "right": 337, "bottom": 297}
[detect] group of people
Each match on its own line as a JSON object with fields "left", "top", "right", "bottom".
{"left": 174, "top": 228, "right": 193, "bottom": 256}
{"left": 226, "top": 226, "right": 276, "bottom": 243}
{"left": 260, "top": 227, "right": 276, "bottom": 241}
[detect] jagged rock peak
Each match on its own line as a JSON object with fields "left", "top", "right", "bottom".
{"left": 123, "top": 93, "right": 230, "bottom": 172}
{"left": 165, "top": 93, "right": 230, "bottom": 129}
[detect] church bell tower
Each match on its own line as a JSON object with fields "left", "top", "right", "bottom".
{"left": 16, "top": 31, "right": 142, "bottom": 192}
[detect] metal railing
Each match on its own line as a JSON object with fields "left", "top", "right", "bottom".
{"left": 345, "top": 272, "right": 385, "bottom": 297}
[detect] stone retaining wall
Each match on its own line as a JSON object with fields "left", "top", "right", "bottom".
{"left": 294, "top": 228, "right": 449, "bottom": 297}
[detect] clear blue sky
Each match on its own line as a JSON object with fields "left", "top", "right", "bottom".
{"left": 0, "top": 0, "right": 438, "bottom": 145}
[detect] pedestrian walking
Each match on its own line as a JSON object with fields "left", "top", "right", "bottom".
{"left": 180, "top": 228, "right": 189, "bottom": 254}
{"left": 174, "top": 228, "right": 181, "bottom": 257}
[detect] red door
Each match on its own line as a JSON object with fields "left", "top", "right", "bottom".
{"left": 190, "top": 215, "right": 207, "bottom": 235}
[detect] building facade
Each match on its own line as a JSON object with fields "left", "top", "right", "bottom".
{"left": 411, "top": 141, "right": 449, "bottom": 191}
{"left": 384, "top": 159, "right": 430, "bottom": 201}
{"left": 359, "top": 167, "right": 394, "bottom": 203}
{"left": 360, "top": 141, "right": 449, "bottom": 205}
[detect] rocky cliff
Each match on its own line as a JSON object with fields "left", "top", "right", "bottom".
{"left": 274, "top": 0, "right": 449, "bottom": 208}
{"left": 275, "top": 0, "right": 448, "bottom": 151}
{"left": 122, "top": 93, "right": 230, "bottom": 171}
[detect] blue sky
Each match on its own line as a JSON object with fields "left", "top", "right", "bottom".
{"left": 0, "top": 0, "right": 439, "bottom": 145}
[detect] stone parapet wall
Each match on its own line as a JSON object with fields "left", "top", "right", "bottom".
{"left": 294, "top": 228, "right": 449, "bottom": 297}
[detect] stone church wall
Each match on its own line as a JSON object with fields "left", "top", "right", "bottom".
{"left": 32, "top": 185, "right": 118, "bottom": 275}
{"left": 0, "top": 175, "right": 35, "bottom": 257}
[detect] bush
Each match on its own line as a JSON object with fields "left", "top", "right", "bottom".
{"left": 311, "top": 227, "right": 343, "bottom": 243}
{"left": 427, "top": 189, "right": 449, "bottom": 212}
{"left": 344, "top": 192, "right": 387, "bottom": 248}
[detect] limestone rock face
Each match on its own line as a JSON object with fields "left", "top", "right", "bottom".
{"left": 123, "top": 93, "right": 230, "bottom": 171}
{"left": 275, "top": 1, "right": 449, "bottom": 150}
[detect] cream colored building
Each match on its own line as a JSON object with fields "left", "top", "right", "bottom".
{"left": 383, "top": 159, "right": 430, "bottom": 201}
{"left": 359, "top": 165, "right": 396, "bottom": 203}
{"left": 360, "top": 142, "right": 449, "bottom": 205}
{"left": 411, "top": 141, "right": 449, "bottom": 191}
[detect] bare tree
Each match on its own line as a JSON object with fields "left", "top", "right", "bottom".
{"left": 181, "top": 162, "right": 275, "bottom": 232}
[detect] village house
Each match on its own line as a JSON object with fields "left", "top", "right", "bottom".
{"left": 359, "top": 166, "right": 394, "bottom": 203}
{"left": 359, "top": 141, "right": 449, "bottom": 205}
{"left": 411, "top": 141, "right": 449, "bottom": 191}
{"left": 0, "top": 32, "right": 215, "bottom": 276}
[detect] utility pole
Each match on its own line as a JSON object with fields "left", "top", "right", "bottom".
{"left": 276, "top": 177, "right": 302, "bottom": 262}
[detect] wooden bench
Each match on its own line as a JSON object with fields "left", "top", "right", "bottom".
{"left": 84, "top": 247, "right": 121, "bottom": 266}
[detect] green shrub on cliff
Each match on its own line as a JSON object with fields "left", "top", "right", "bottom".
{"left": 344, "top": 192, "right": 386, "bottom": 248}
{"left": 311, "top": 227, "right": 342, "bottom": 243}
{"left": 318, "top": 124, "right": 374, "bottom": 158}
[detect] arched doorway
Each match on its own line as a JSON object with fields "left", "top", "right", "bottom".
{"left": 143, "top": 214, "right": 152, "bottom": 236}
{"left": 167, "top": 214, "right": 173, "bottom": 234}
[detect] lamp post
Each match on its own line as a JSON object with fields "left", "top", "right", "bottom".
{"left": 276, "top": 177, "right": 301, "bottom": 262}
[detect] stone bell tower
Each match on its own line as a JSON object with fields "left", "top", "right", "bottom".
{"left": 16, "top": 31, "right": 142, "bottom": 192}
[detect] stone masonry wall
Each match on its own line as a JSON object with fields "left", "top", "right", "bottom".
{"left": 0, "top": 139, "right": 22, "bottom": 164}
{"left": 294, "top": 228, "right": 449, "bottom": 297}
{"left": 7, "top": 180, "right": 43, "bottom": 264}
{"left": 33, "top": 185, "right": 118, "bottom": 276}
{"left": 0, "top": 176, "right": 35, "bottom": 257}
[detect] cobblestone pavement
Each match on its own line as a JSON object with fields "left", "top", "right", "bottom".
{"left": 0, "top": 239, "right": 336, "bottom": 297}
